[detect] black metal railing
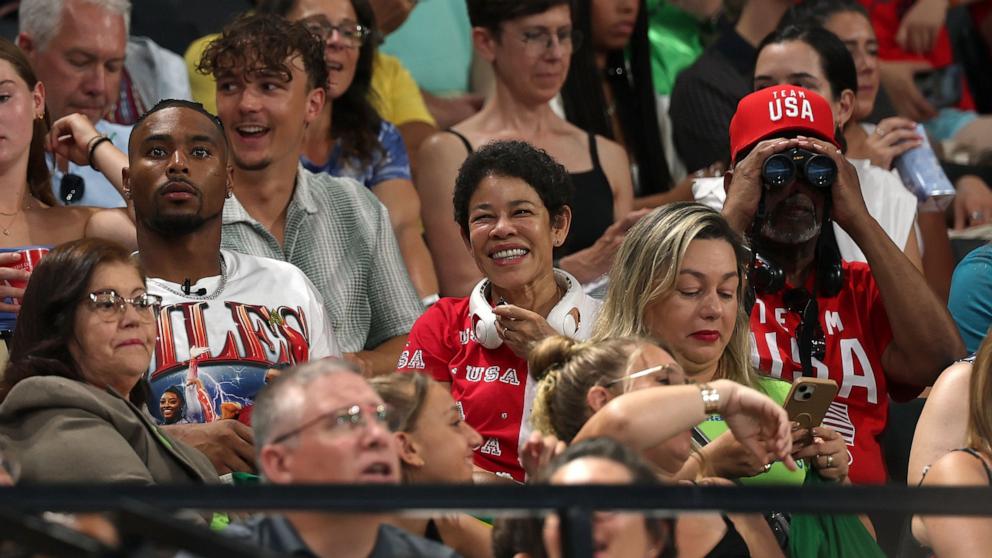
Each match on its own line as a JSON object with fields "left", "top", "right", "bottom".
{"left": 3, "top": 484, "right": 992, "bottom": 557}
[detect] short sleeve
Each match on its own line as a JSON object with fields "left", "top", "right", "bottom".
{"left": 949, "top": 245, "right": 992, "bottom": 354}
{"left": 371, "top": 53, "right": 436, "bottom": 127}
{"left": 300, "top": 273, "right": 341, "bottom": 358}
{"left": 367, "top": 122, "right": 413, "bottom": 187}
{"left": 857, "top": 264, "right": 920, "bottom": 401}
{"left": 397, "top": 303, "right": 456, "bottom": 383}
{"left": 365, "top": 193, "right": 423, "bottom": 349}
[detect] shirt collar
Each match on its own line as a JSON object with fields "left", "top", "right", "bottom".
{"left": 222, "top": 163, "right": 319, "bottom": 225}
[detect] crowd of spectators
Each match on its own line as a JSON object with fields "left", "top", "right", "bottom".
{"left": 0, "top": 0, "right": 991, "bottom": 556}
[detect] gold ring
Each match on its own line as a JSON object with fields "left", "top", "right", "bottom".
{"left": 826, "top": 454, "right": 834, "bottom": 468}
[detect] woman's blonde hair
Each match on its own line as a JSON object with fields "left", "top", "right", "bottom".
{"left": 968, "top": 334, "right": 992, "bottom": 455}
{"left": 369, "top": 373, "right": 432, "bottom": 435}
{"left": 593, "top": 202, "right": 762, "bottom": 389}
{"left": 529, "top": 335, "right": 652, "bottom": 443}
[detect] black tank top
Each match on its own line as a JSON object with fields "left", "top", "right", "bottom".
{"left": 446, "top": 130, "right": 615, "bottom": 258}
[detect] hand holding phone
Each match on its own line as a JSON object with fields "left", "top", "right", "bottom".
{"left": 783, "top": 377, "right": 839, "bottom": 430}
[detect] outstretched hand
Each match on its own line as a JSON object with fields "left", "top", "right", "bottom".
{"left": 716, "top": 379, "right": 797, "bottom": 472}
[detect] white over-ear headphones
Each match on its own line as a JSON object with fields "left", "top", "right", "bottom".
{"left": 468, "top": 270, "right": 597, "bottom": 349}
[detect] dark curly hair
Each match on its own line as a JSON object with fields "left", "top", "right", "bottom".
{"left": 197, "top": 13, "right": 328, "bottom": 93}
{"left": 453, "top": 140, "right": 573, "bottom": 236}
{"left": 256, "top": 0, "right": 383, "bottom": 167}
{"left": 466, "top": 0, "right": 571, "bottom": 31}
{"left": 0, "top": 239, "right": 148, "bottom": 405}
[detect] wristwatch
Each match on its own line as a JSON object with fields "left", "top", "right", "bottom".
{"left": 697, "top": 383, "right": 720, "bottom": 415}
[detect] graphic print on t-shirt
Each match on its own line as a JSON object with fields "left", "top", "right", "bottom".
{"left": 748, "top": 262, "right": 906, "bottom": 485}
{"left": 150, "top": 299, "right": 314, "bottom": 425}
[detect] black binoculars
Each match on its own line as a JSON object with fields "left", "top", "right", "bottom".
{"left": 761, "top": 148, "right": 837, "bottom": 189}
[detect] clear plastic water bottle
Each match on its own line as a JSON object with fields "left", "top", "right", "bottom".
{"left": 893, "top": 123, "right": 956, "bottom": 211}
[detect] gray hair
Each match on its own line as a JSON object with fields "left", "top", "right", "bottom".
{"left": 19, "top": 0, "right": 132, "bottom": 51}
{"left": 251, "top": 359, "right": 361, "bottom": 461}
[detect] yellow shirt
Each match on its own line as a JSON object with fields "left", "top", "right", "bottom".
{"left": 184, "top": 34, "right": 436, "bottom": 127}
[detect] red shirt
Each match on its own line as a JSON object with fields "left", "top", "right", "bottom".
{"left": 398, "top": 298, "right": 530, "bottom": 482}
{"left": 858, "top": 0, "right": 975, "bottom": 110}
{"left": 750, "top": 262, "right": 922, "bottom": 484}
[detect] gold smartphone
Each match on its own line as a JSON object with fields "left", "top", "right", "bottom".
{"left": 783, "top": 377, "right": 839, "bottom": 429}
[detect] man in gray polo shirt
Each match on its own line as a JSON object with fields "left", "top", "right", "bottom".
{"left": 196, "top": 14, "right": 423, "bottom": 376}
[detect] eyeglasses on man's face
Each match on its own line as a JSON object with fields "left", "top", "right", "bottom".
{"left": 87, "top": 291, "right": 163, "bottom": 322}
{"left": 269, "top": 403, "right": 398, "bottom": 445}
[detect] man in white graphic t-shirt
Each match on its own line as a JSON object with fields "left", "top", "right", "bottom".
{"left": 124, "top": 99, "right": 338, "bottom": 474}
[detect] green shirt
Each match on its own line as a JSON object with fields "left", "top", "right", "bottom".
{"left": 696, "top": 376, "right": 807, "bottom": 485}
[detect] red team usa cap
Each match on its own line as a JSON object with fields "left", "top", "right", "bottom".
{"left": 729, "top": 85, "right": 840, "bottom": 162}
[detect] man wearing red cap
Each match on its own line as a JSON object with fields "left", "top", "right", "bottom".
{"left": 722, "top": 85, "right": 964, "bottom": 484}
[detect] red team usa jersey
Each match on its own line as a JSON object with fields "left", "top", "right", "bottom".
{"left": 398, "top": 298, "right": 531, "bottom": 481}
{"left": 750, "top": 261, "right": 922, "bottom": 484}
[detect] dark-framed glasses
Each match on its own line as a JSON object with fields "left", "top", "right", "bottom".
{"left": 605, "top": 362, "right": 688, "bottom": 388}
{"left": 270, "top": 403, "right": 397, "bottom": 444}
{"left": 302, "top": 16, "right": 371, "bottom": 48}
{"left": 88, "top": 291, "right": 162, "bottom": 322}
{"left": 519, "top": 28, "right": 582, "bottom": 55}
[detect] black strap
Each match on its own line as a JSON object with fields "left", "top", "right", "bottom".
{"left": 446, "top": 129, "right": 473, "bottom": 154}
{"left": 953, "top": 448, "right": 992, "bottom": 485}
{"left": 587, "top": 132, "right": 602, "bottom": 172}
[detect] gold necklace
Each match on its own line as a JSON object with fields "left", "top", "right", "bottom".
{"left": 0, "top": 197, "right": 32, "bottom": 236}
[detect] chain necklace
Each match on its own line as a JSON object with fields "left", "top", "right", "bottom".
{"left": 150, "top": 255, "right": 229, "bottom": 301}
{"left": 0, "top": 194, "right": 31, "bottom": 236}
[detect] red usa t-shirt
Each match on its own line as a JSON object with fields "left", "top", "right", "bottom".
{"left": 749, "top": 262, "right": 922, "bottom": 485}
{"left": 858, "top": 0, "right": 975, "bottom": 111}
{"left": 397, "top": 298, "right": 530, "bottom": 482}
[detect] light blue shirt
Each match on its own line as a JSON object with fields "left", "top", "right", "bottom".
{"left": 49, "top": 120, "right": 131, "bottom": 208}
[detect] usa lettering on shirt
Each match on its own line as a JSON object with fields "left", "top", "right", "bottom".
{"left": 748, "top": 262, "right": 898, "bottom": 484}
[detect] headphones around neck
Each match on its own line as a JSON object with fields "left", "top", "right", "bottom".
{"left": 469, "top": 270, "right": 594, "bottom": 349}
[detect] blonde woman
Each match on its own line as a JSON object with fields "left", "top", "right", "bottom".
{"left": 916, "top": 337, "right": 992, "bottom": 557}
{"left": 593, "top": 202, "right": 848, "bottom": 484}
{"left": 528, "top": 334, "right": 793, "bottom": 557}
{"left": 370, "top": 373, "right": 492, "bottom": 558}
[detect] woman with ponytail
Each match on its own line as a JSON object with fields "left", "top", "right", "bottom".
{"left": 528, "top": 334, "right": 793, "bottom": 557}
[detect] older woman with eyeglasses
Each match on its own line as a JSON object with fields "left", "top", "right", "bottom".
{"left": 0, "top": 239, "right": 216, "bottom": 484}
{"left": 418, "top": 0, "right": 640, "bottom": 298}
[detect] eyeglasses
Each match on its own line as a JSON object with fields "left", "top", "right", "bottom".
{"left": 87, "top": 291, "right": 163, "bottom": 322}
{"left": 519, "top": 28, "right": 582, "bottom": 56}
{"left": 605, "top": 363, "right": 688, "bottom": 388}
{"left": 269, "top": 403, "right": 397, "bottom": 445}
{"left": 302, "top": 16, "right": 371, "bottom": 48}
{"left": 783, "top": 288, "right": 827, "bottom": 368}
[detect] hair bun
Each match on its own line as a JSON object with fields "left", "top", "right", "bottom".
{"left": 528, "top": 335, "right": 577, "bottom": 381}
